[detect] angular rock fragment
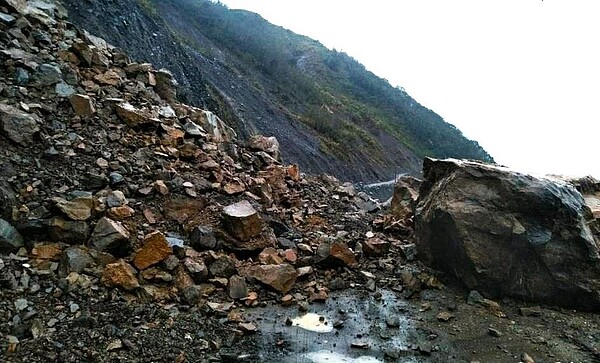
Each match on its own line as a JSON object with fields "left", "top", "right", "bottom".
{"left": 222, "top": 200, "right": 262, "bottom": 241}
{"left": 69, "top": 94, "right": 95, "bottom": 117}
{"left": 246, "top": 264, "right": 297, "bottom": 293}
{"left": 362, "top": 238, "right": 390, "bottom": 257}
{"left": 133, "top": 231, "right": 172, "bottom": 270}
{"left": 248, "top": 135, "right": 280, "bottom": 161}
{"left": 115, "top": 102, "right": 150, "bottom": 127}
{"left": 229, "top": 275, "right": 248, "bottom": 300}
{"left": 317, "top": 241, "right": 358, "bottom": 267}
{"left": 0, "top": 218, "right": 24, "bottom": 253}
{"left": 189, "top": 226, "right": 217, "bottom": 251}
{"left": 53, "top": 196, "right": 93, "bottom": 221}
{"left": 101, "top": 259, "right": 139, "bottom": 290}
{"left": 46, "top": 218, "right": 89, "bottom": 244}
{"left": 0, "top": 104, "right": 40, "bottom": 146}
{"left": 89, "top": 217, "right": 131, "bottom": 257}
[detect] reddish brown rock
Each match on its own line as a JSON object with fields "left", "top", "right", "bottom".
{"left": 287, "top": 164, "right": 300, "bottom": 181}
{"left": 101, "top": 259, "right": 139, "bottom": 290}
{"left": 318, "top": 241, "right": 358, "bottom": 267}
{"left": 362, "top": 238, "right": 390, "bottom": 257}
{"left": 69, "top": 94, "right": 95, "bottom": 117}
{"left": 133, "top": 231, "right": 173, "bottom": 270}
{"left": 115, "top": 102, "right": 150, "bottom": 127}
{"left": 246, "top": 264, "right": 297, "bottom": 293}
{"left": 390, "top": 175, "right": 421, "bottom": 220}
{"left": 258, "top": 247, "right": 283, "bottom": 265}
{"left": 94, "top": 69, "right": 121, "bottom": 86}
{"left": 153, "top": 180, "right": 169, "bottom": 195}
{"left": 222, "top": 200, "right": 262, "bottom": 241}
{"left": 223, "top": 181, "right": 245, "bottom": 195}
{"left": 30, "top": 243, "right": 63, "bottom": 261}
{"left": 107, "top": 205, "right": 135, "bottom": 220}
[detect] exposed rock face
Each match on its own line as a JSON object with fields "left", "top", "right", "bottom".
{"left": 415, "top": 158, "right": 600, "bottom": 311}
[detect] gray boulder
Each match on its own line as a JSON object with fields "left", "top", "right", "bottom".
{"left": 0, "top": 104, "right": 40, "bottom": 146}
{"left": 415, "top": 158, "right": 600, "bottom": 311}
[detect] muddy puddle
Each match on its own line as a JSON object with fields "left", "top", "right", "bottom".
{"left": 241, "top": 289, "right": 422, "bottom": 362}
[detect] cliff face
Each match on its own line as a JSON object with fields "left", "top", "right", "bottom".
{"left": 61, "top": 0, "right": 492, "bottom": 182}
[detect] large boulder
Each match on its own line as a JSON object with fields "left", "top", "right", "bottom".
{"left": 415, "top": 158, "right": 600, "bottom": 311}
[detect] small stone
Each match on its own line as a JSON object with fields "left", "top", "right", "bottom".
{"left": 436, "top": 311, "right": 454, "bottom": 322}
{"left": 153, "top": 180, "right": 169, "bottom": 195}
{"left": 189, "top": 226, "right": 217, "bottom": 250}
{"left": 386, "top": 316, "right": 401, "bottom": 328}
{"left": 53, "top": 196, "right": 93, "bottom": 221}
{"left": 238, "top": 322, "right": 257, "bottom": 334}
{"left": 14, "top": 298, "right": 28, "bottom": 311}
{"left": 94, "top": 70, "right": 121, "bottom": 86}
{"left": 35, "top": 63, "right": 62, "bottom": 86}
{"left": 115, "top": 102, "right": 150, "bottom": 127}
{"left": 105, "top": 191, "right": 127, "bottom": 208}
{"left": 0, "top": 104, "right": 40, "bottom": 146}
{"left": 0, "top": 218, "right": 24, "bottom": 253}
{"left": 519, "top": 306, "right": 542, "bottom": 317}
{"left": 246, "top": 264, "right": 297, "bottom": 293}
{"left": 108, "top": 205, "right": 135, "bottom": 220}
{"left": 521, "top": 353, "right": 535, "bottom": 363}
{"left": 133, "top": 231, "right": 173, "bottom": 270}
{"left": 101, "top": 259, "right": 139, "bottom": 290}
{"left": 69, "top": 94, "right": 95, "bottom": 117}
{"left": 281, "top": 294, "right": 294, "bottom": 306}
{"left": 69, "top": 303, "right": 80, "bottom": 313}
{"left": 223, "top": 182, "right": 245, "bottom": 195}
{"left": 362, "top": 238, "right": 390, "bottom": 257}
{"left": 90, "top": 217, "right": 131, "bottom": 257}
{"left": 96, "top": 158, "right": 109, "bottom": 168}
{"left": 488, "top": 327, "right": 502, "bottom": 337}
{"left": 55, "top": 82, "right": 76, "bottom": 97}
{"left": 350, "top": 340, "right": 369, "bottom": 349}
{"left": 183, "top": 258, "right": 209, "bottom": 283}
{"left": 106, "top": 339, "right": 123, "bottom": 351}
{"left": 209, "top": 256, "right": 236, "bottom": 278}
{"left": 180, "top": 285, "right": 201, "bottom": 305}
{"left": 229, "top": 275, "right": 248, "bottom": 300}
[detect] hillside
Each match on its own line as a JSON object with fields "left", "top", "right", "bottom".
{"left": 61, "top": 0, "right": 492, "bottom": 182}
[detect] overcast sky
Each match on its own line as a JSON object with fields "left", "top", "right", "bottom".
{"left": 219, "top": 0, "right": 600, "bottom": 178}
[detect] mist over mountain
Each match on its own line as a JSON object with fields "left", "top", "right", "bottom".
{"left": 62, "top": 0, "right": 492, "bottom": 182}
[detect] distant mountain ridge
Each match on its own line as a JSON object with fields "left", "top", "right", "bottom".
{"left": 61, "top": 0, "right": 493, "bottom": 182}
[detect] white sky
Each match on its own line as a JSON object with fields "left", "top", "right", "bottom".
{"left": 219, "top": 0, "right": 600, "bottom": 178}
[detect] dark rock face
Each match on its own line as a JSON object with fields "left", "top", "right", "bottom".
{"left": 415, "top": 158, "right": 600, "bottom": 311}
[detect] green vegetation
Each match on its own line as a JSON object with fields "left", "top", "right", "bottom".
{"left": 150, "top": 0, "right": 493, "bottom": 163}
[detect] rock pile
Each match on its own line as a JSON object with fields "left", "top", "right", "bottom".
{"left": 0, "top": 0, "right": 395, "bottom": 318}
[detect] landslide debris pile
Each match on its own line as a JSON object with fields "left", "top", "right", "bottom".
{"left": 0, "top": 1, "right": 427, "bottom": 360}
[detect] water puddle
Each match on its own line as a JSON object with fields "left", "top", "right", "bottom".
{"left": 291, "top": 313, "right": 334, "bottom": 333}
{"left": 304, "top": 351, "right": 383, "bottom": 363}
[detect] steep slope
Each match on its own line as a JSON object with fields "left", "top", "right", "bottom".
{"left": 61, "top": 0, "right": 492, "bottom": 182}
